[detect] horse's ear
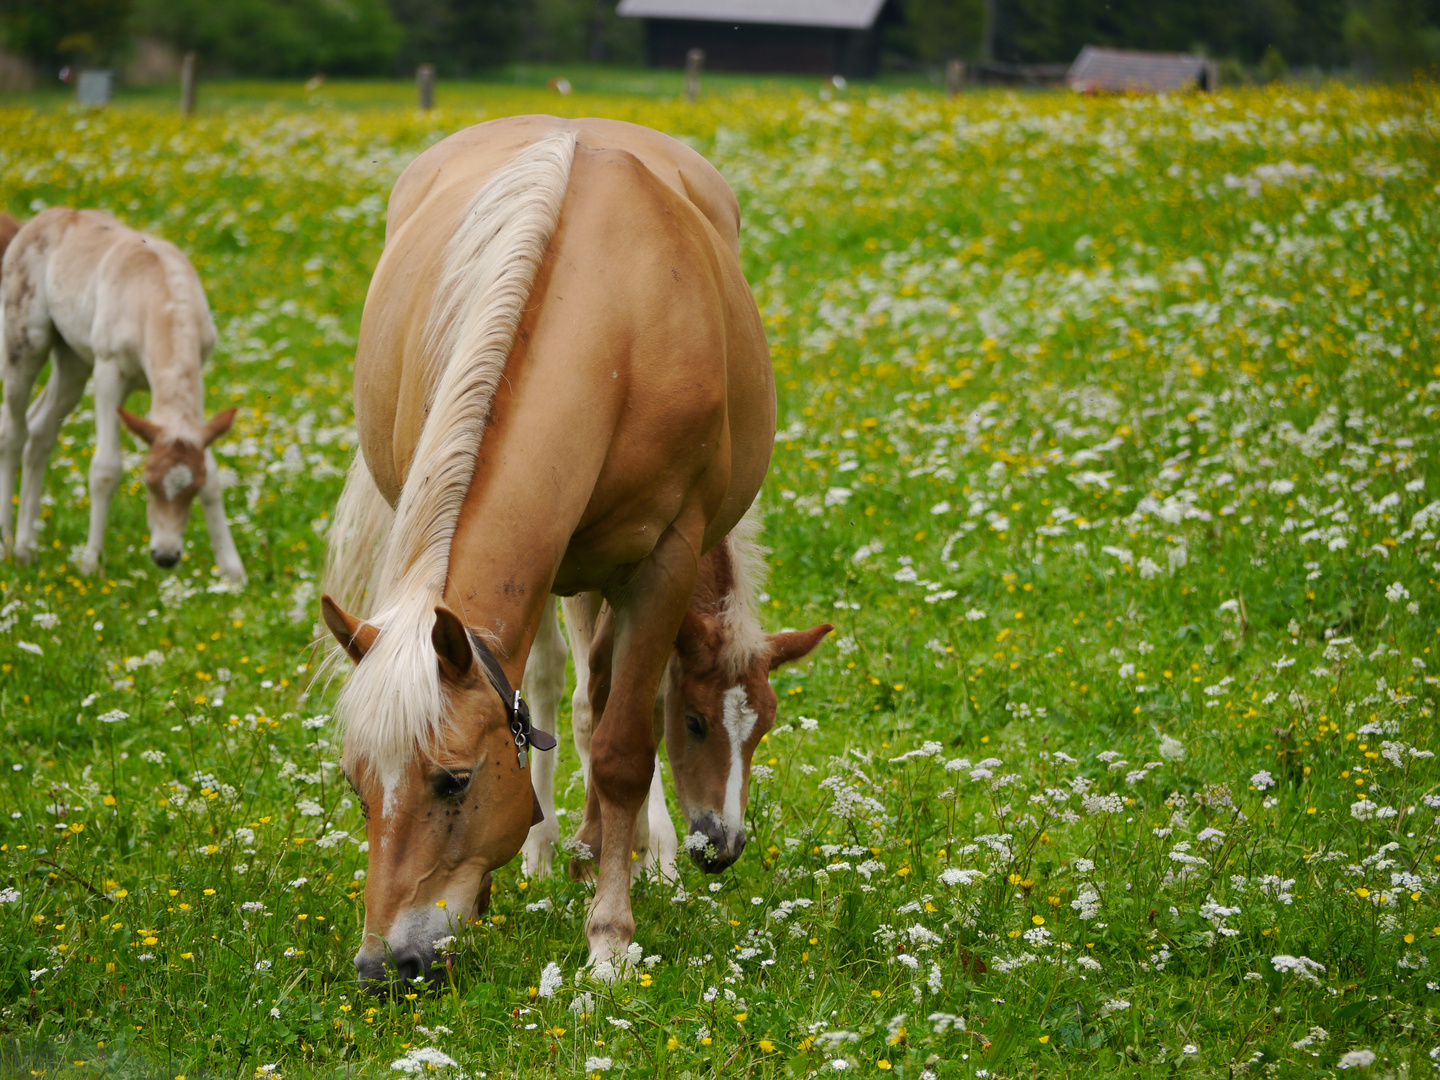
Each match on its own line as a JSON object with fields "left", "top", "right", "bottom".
{"left": 432, "top": 605, "right": 474, "bottom": 680}
{"left": 767, "top": 623, "right": 833, "bottom": 671}
{"left": 675, "top": 609, "right": 719, "bottom": 667}
{"left": 203, "top": 408, "right": 237, "bottom": 447}
{"left": 118, "top": 407, "right": 160, "bottom": 446}
{"left": 322, "top": 594, "right": 377, "bottom": 663}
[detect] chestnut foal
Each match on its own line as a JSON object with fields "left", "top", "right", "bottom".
{"left": 521, "top": 512, "right": 830, "bottom": 881}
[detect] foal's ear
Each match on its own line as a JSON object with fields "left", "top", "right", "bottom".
{"left": 675, "top": 609, "right": 719, "bottom": 667}
{"left": 322, "top": 594, "right": 378, "bottom": 663}
{"left": 203, "top": 408, "right": 238, "bottom": 447}
{"left": 767, "top": 623, "right": 833, "bottom": 671}
{"left": 431, "top": 605, "right": 474, "bottom": 680}
{"left": 118, "top": 407, "right": 161, "bottom": 446}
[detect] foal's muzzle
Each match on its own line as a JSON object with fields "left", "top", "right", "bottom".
{"left": 687, "top": 815, "right": 746, "bottom": 873}
{"left": 150, "top": 546, "right": 181, "bottom": 568}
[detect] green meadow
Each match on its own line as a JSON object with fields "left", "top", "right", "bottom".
{"left": 0, "top": 79, "right": 1437, "bottom": 1078}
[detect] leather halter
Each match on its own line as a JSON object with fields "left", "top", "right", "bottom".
{"left": 465, "top": 629, "right": 557, "bottom": 826}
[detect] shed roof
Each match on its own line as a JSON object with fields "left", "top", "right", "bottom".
{"left": 1068, "top": 46, "right": 1209, "bottom": 93}
{"left": 616, "top": 0, "right": 886, "bottom": 30}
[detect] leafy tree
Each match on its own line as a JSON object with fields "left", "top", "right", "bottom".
{"left": 131, "top": 0, "right": 399, "bottom": 77}
{"left": 1, "top": 0, "right": 133, "bottom": 69}
{"left": 904, "top": 0, "right": 988, "bottom": 63}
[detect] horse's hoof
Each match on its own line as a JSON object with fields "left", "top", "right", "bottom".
{"left": 78, "top": 551, "right": 99, "bottom": 576}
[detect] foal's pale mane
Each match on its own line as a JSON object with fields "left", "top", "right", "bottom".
{"left": 332, "top": 130, "right": 578, "bottom": 786}
{"left": 716, "top": 505, "right": 770, "bottom": 680}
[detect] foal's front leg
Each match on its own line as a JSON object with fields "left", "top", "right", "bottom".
{"left": 198, "top": 447, "right": 246, "bottom": 584}
{"left": 79, "top": 363, "right": 129, "bottom": 577}
{"left": 583, "top": 526, "right": 699, "bottom": 967}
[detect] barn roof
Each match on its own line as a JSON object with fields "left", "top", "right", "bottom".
{"left": 615, "top": 0, "right": 887, "bottom": 30}
{"left": 1068, "top": 46, "right": 1211, "bottom": 93}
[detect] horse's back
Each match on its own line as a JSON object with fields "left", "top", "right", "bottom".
{"left": 357, "top": 116, "right": 772, "bottom": 564}
{"left": 385, "top": 116, "right": 741, "bottom": 255}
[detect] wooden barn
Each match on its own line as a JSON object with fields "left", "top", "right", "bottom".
{"left": 1067, "top": 46, "right": 1219, "bottom": 94}
{"left": 615, "top": 0, "right": 892, "bottom": 78}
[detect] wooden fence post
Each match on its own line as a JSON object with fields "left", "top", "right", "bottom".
{"left": 417, "top": 64, "right": 435, "bottom": 110}
{"left": 685, "top": 48, "right": 704, "bottom": 103}
{"left": 180, "top": 51, "right": 197, "bottom": 117}
{"left": 945, "top": 58, "right": 966, "bottom": 97}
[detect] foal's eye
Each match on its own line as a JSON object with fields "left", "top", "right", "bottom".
{"left": 684, "top": 711, "right": 707, "bottom": 740}
{"left": 432, "top": 771, "right": 471, "bottom": 800}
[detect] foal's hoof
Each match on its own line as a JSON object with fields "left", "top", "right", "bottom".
{"left": 77, "top": 550, "right": 100, "bottom": 576}
{"left": 13, "top": 544, "right": 33, "bottom": 567}
{"left": 218, "top": 558, "right": 247, "bottom": 586}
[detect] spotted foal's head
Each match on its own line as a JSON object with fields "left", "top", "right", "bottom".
{"left": 118, "top": 407, "right": 235, "bottom": 567}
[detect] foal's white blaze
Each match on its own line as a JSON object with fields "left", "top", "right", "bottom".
{"left": 720, "top": 684, "right": 757, "bottom": 837}
{"left": 162, "top": 462, "right": 194, "bottom": 500}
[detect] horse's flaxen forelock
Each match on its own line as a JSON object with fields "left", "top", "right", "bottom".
{"left": 332, "top": 130, "right": 579, "bottom": 788}
{"left": 716, "top": 505, "right": 770, "bottom": 680}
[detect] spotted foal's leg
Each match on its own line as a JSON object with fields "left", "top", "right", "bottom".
{"left": 15, "top": 344, "right": 90, "bottom": 562}
{"left": 0, "top": 316, "right": 53, "bottom": 556}
{"left": 199, "top": 447, "right": 246, "bottom": 584}
{"left": 520, "top": 598, "right": 568, "bottom": 878}
{"left": 79, "top": 361, "right": 131, "bottom": 577}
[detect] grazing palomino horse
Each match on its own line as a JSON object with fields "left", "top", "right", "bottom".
{"left": 0, "top": 209, "right": 245, "bottom": 582}
{"left": 320, "top": 114, "right": 823, "bottom": 986}
{"left": 520, "top": 512, "right": 831, "bottom": 880}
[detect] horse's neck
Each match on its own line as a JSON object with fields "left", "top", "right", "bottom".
{"left": 441, "top": 495, "right": 569, "bottom": 685}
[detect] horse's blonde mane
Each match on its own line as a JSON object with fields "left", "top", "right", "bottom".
{"left": 329, "top": 130, "right": 578, "bottom": 785}
{"left": 716, "top": 504, "right": 770, "bottom": 680}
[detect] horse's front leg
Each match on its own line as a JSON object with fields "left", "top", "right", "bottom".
{"left": 584, "top": 526, "right": 699, "bottom": 967}
{"left": 521, "top": 598, "right": 567, "bottom": 878}
{"left": 199, "top": 447, "right": 246, "bottom": 584}
{"left": 631, "top": 662, "right": 679, "bottom": 882}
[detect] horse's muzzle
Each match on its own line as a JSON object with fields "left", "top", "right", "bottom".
{"left": 354, "top": 943, "right": 445, "bottom": 993}
{"left": 686, "top": 815, "right": 745, "bottom": 873}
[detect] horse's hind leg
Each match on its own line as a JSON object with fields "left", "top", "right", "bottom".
{"left": 521, "top": 597, "right": 567, "bottom": 878}
{"left": 15, "top": 343, "right": 88, "bottom": 560}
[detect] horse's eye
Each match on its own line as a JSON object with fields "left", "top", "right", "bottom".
{"left": 433, "top": 771, "right": 471, "bottom": 800}
{"left": 685, "top": 711, "right": 707, "bottom": 740}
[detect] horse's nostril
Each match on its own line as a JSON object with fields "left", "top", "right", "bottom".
{"left": 151, "top": 549, "right": 179, "bottom": 568}
{"left": 355, "top": 950, "right": 387, "bottom": 985}
{"left": 394, "top": 953, "right": 424, "bottom": 984}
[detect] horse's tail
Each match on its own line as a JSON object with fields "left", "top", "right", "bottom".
{"left": 338, "top": 129, "right": 578, "bottom": 780}
{"left": 322, "top": 450, "right": 394, "bottom": 619}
